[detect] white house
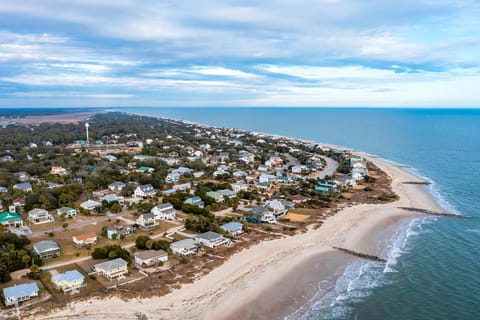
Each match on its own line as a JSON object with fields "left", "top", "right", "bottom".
{"left": 80, "top": 200, "right": 101, "bottom": 211}
{"left": 134, "top": 250, "right": 168, "bottom": 267}
{"left": 291, "top": 165, "right": 309, "bottom": 174}
{"left": 28, "top": 208, "right": 54, "bottom": 224}
{"left": 93, "top": 258, "right": 128, "bottom": 281}
{"left": 134, "top": 184, "right": 157, "bottom": 198}
{"left": 136, "top": 213, "right": 158, "bottom": 229}
{"left": 232, "top": 181, "right": 248, "bottom": 193}
{"left": 33, "top": 240, "right": 61, "bottom": 259}
{"left": 194, "top": 231, "right": 231, "bottom": 248}
{"left": 173, "top": 182, "right": 191, "bottom": 192}
{"left": 264, "top": 199, "right": 288, "bottom": 217}
{"left": 170, "top": 239, "right": 197, "bottom": 256}
{"left": 100, "top": 194, "right": 124, "bottom": 205}
{"left": 151, "top": 203, "right": 176, "bottom": 221}
{"left": 2, "top": 282, "right": 39, "bottom": 306}
{"left": 56, "top": 207, "right": 78, "bottom": 218}
{"left": 51, "top": 270, "right": 86, "bottom": 293}
{"left": 108, "top": 181, "right": 126, "bottom": 192}
{"left": 72, "top": 232, "right": 97, "bottom": 247}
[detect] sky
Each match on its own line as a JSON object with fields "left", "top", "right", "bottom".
{"left": 0, "top": 0, "right": 479, "bottom": 108}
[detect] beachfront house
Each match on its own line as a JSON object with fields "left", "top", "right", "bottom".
{"left": 2, "top": 282, "right": 39, "bottom": 306}
{"left": 0, "top": 211, "right": 23, "bottom": 228}
{"left": 134, "top": 184, "right": 157, "bottom": 198}
{"left": 264, "top": 199, "right": 293, "bottom": 217}
{"left": 51, "top": 270, "right": 86, "bottom": 293}
{"left": 108, "top": 181, "right": 126, "bottom": 192}
{"left": 247, "top": 206, "right": 275, "bottom": 224}
{"left": 134, "top": 250, "right": 168, "bottom": 267}
{"left": 136, "top": 213, "right": 158, "bottom": 229}
{"left": 221, "top": 222, "right": 244, "bottom": 236}
{"left": 72, "top": 232, "right": 97, "bottom": 248}
{"left": 194, "top": 231, "right": 231, "bottom": 248}
{"left": 170, "top": 239, "right": 197, "bottom": 256}
{"left": 184, "top": 196, "right": 205, "bottom": 208}
{"left": 33, "top": 240, "right": 61, "bottom": 259}
{"left": 56, "top": 207, "right": 78, "bottom": 218}
{"left": 100, "top": 194, "right": 124, "bottom": 205}
{"left": 151, "top": 203, "right": 176, "bottom": 221}
{"left": 92, "top": 258, "right": 128, "bottom": 281}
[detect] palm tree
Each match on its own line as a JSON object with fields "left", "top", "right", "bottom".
{"left": 22, "top": 255, "right": 31, "bottom": 268}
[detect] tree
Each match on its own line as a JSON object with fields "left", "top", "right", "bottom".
{"left": 145, "top": 240, "right": 154, "bottom": 249}
{"left": 22, "top": 255, "right": 31, "bottom": 268}
{"left": 135, "top": 236, "right": 151, "bottom": 249}
{"left": 62, "top": 222, "right": 69, "bottom": 231}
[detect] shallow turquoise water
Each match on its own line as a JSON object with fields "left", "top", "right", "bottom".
{"left": 110, "top": 107, "right": 480, "bottom": 320}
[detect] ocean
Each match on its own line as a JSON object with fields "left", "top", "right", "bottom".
{"left": 109, "top": 107, "right": 480, "bottom": 320}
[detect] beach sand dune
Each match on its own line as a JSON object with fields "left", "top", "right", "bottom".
{"left": 40, "top": 157, "right": 443, "bottom": 320}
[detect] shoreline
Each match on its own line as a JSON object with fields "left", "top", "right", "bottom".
{"left": 37, "top": 153, "right": 446, "bottom": 320}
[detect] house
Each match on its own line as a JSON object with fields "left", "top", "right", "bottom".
{"left": 33, "top": 240, "right": 61, "bottom": 259}
{"left": 50, "top": 166, "right": 68, "bottom": 175}
{"left": 47, "top": 182, "right": 63, "bottom": 189}
{"left": 2, "top": 282, "right": 39, "bottom": 306}
{"left": 14, "top": 172, "right": 30, "bottom": 182}
{"left": 233, "top": 170, "right": 246, "bottom": 178}
{"left": 206, "top": 191, "right": 225, "bottom": 202}
{"left": 134, "top": 184, "right": 157, "bottom": 198}
{"left": 194, "top": 231, "right": 231, "bottom": 248}
{"left": 335, "top": 175, "right": 357, "bottom": 187}
{"left": 56, "top": 207, "right": 78, "bottom": 218}
{"left": 247, "top": 206, "right": 275, "bottom": 224}
{"left": 28, "top": 208, "right": 54, "bottom": 224}
{"left": 165, "top": 172, "right": 180, "bottom": 183}
{"left": 100, "top": 194, "right": 124, "bottom": 205}
{"left": 257, "top": 165, "right": 269, "bottom": 172}
{"left": 136, "top": 213, "right": 158, "bottom": 229}
{"left": 13, "top": 198, "right": 26, "bottom": 208}
{"left": 170, "top": 239, "right": 197, "bottom": 256}
{"left": 108, "top": 181, "right": 126, "bottom": 192}
{"left": 73, "top": 232, "right": 97, "bottom": 247}
{"left": 134, "top": 250, "right": 168, "bottom": 267}
{"left": 221, "top": 222, "right": 243, "bottom": 236}
{"left": 173, "top": 182, "right": 191, "bottom": 192}
{"left": 1, "top": 155, "right": 14, "bottom": 163}
{"left": 92, "top": 258, "right": 128, "bottom": 281}
{"left": 119, "top": 168, "right": 130, "bottom": 175}
{"left": 104, "top": 155, "right": 118, "bottom": 162}
{"left": 13, "top": 182, "right": 32, "bottom": 192}
{"left": 232, "top": 181, "right": 248, "bottom": 193}
{"left": 315, "top": 181, "right": 337, "bottom": 193}
{"left": 0, "top": 211, "right": 23, "bottom": 228}
{"left": 0, "top": 186, "right": 8, "bottom": 193}
{"left": 184, "top": 196, "right": 205, "bottom": 208}
{"left": 136, "top": 166, "right": 154, "bottom": 174}
{"left": 259, "top": 173, "right": 276, "bottom": 184}
{"left": 80, "top": 200, "right": 101, "bottom": 211}
{"left": 151, "top": 203, "right": 176, "bottom": 221}
{"left": 193, "top": 171, "right": 204, "bottom": 178}
{"left": 291, "top": 165, "right": 309, "bottom": 174}
{"left": 264, "top": 199, "right": 288, "bottom": 217}
{"left": 51, "top": 270, "right": 86, "bottom": 293}
{"left": 107, "top": 224, "right": 135, "bottom": 239}
{"left": 349, "top": 157, "right": 363, "bottom": 167}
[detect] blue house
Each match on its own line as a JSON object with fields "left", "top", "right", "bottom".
{"left": 315, "top": 181, "right": 337, "bottom": 193}
{"left": 3, "top": 282, "right": 39, "bottom": 306}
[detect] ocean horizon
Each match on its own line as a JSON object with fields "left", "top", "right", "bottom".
{"left": 103, "top": 107, "right": 480, "bottom": 320}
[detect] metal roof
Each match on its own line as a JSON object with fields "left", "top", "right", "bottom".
{"left": 221, "top": 222, "right": 243, "bottom": 232}
{"left": 3, "top": 282, "right": 39, "bottom": 299}
{"left": 52, "top": 270, "right": 84, "bottom": 284}
{"left": 33, "top": 240, "right": 60, "bottom": 253}
{"left": 94, "top": 258, "right": 128, "bottom": 272}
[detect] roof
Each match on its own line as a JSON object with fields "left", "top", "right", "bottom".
{"left": 138, "top": 184, "right": 154, "bottom": 191}
{"left": 109, "top": 181, "right": 126, "bottom": 187}
{"left": 170, "top": 238, "right": 196, "bottom": 250}
{"left": 155, "top": 203, "right": 173, "bottom": 210}
{"left": 33, "top": 240, "right": 60, "bottom": 253}
{"left": 134, "top": 250, "right": 168, "bottom": 260}
{"left": 74, "top": 232, "right": 97, "bottom": 241}
{"left": 221, "top": 222, "right": 243, "bottom": 233}
{"left": 3, "top": 282, "right": 39, "bottom": 299}
{"left": 94, "top": 258, "right": 127, "bottom": 272}
{"left": 15, "top": 182, "right": 32, "bottom": 189}
{"left": 52, "top": 270, "right": 84, "bottom": 284}
{"left": 196, "top": 231, "right": 223, "bottom": 241}
{"left": 0, "top": 211, "right": 22, "bottom": 223}
{"left": 57, "top": 207, "right": 75, "bottom": 213}
{"left": 141, "top": 212, "right": 155, "bottom": 220}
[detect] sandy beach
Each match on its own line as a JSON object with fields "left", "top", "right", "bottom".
{"left": 38, "top": 156, "right": 446, "bottom": 320}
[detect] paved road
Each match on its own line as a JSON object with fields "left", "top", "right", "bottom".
{"left": 308, "top": 155, "right": 338, "bottom": 179}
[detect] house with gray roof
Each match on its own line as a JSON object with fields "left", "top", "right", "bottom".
{"left": 33, "top": 240, "right": 61, "bottom": 259}
{"left": 194, "top": 231, "right": 232, "bottom": 248}
{"left": 92, "top": 258, "right": 128, "bottom": 281}
{"left": 134, "top": 184, "right": 157, "bottom": 198}
{"left": 221, "top": 222, "right": 244, "bottom": 236}
{"left": 170, "top": 239, "right": 197, "bottom": 256}
{"left": 56, "top": 207, "right": 77, "bottom": 218}
{"left": 134, "top": 250, "right": 168, "bottom": 267}
{"left": 151, "top": 203, "right": 176, "bottom": 220}
{"left": 28, "top": 208, "right": 54, "bottom": 224}
{"left": 184, "top": 196, "right": 205, "bottom": 208}
{"left": 136, "top": 212, "right": 158, "bottom": 229}
{"left": 13, "top": 182, "right": 32, "bottom": 192}
{"left": 2, "top": 282, "right": 39, "bottom": 306}
{"left": 108, "top": 181, "right": 126, "bottom": 192}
